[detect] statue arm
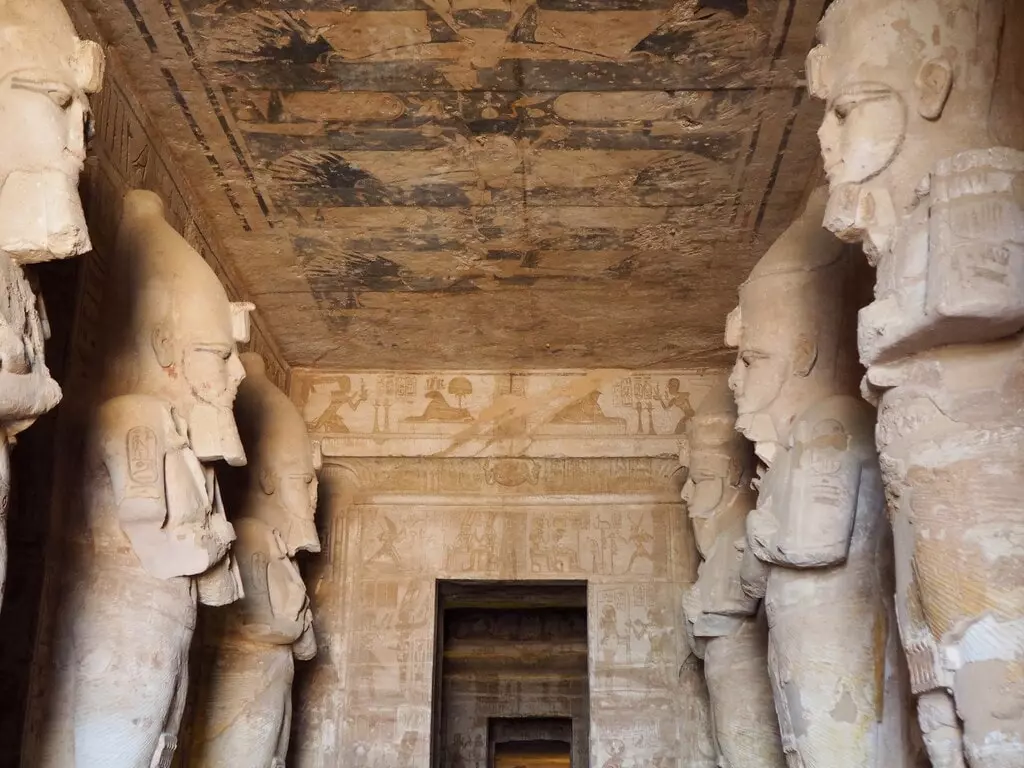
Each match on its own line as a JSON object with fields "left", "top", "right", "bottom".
{"left": 748, "top": 399, "right": 871, "bottom": 568}
{"left": 97, "top": 397, "right": 173, "bottom": 570}
{"left": 98, "top": 396, "right": 227, "bottom": 580}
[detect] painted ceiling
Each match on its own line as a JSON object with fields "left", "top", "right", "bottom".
{"left": 76, "top": 0, "right": 826, "bottom": 369}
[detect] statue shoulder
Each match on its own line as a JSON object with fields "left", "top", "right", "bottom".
{"left": 95, "top": 394, "right": 173, "bottom": 434}
{"left": 93, "top": 394, "right": 178, "bottom": 468}
{"left": 795, "top": 394, "right": 876, "bottom": 451}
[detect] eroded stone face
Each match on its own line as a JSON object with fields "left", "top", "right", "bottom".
{"left": 726, "top": 189, "right": 915, "bottom": 767}
{"left": 0, "top": 0, "right": 103, "bottom": 262}
{"left": 34, "top": 191, "right": 246, "bottom": 768}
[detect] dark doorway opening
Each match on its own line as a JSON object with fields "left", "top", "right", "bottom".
{"left": 430, "top": 581, "right": 589, "bottom": 768}
{"left": 491, "top": 717, "right": 573, "bottom": 768}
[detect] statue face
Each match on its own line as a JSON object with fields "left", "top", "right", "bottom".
{"left": 179, "top": 315, "right": 248, "bottom": 466}
{"left": 817, "top": 83, "right": 906, "bottom": 191}
{"left": 274, "top": 453, "right": 320, "bottom": 556}
{"left": 681, "top": 448, "right": 731, "bottom": 519}
{"left": 808, "top": 43, "right": 911, "bottom": 260}
{"left": 807, "top": 0, "right": 997, "bottom": 261}
{"left": 0, "top": 7, "right": 103, "bottom": 261}
{"left": 727, "top": 301, "right": 794, "bottom": 447}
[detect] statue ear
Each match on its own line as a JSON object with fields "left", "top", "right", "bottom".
{"left": 916, "top": 59, "right": 953, "bottom": 120}
{"left": 793, "top": 335, "right": 818, "bottom": 378}
{"left": 259, "top": 468, "right": 277, "bottom": 495}
{"left": 150, "top": 324, "right": 174, "bottom": 368}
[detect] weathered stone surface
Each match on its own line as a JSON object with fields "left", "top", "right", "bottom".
{"left": 727, "top": 189, "right": 916, "bottom": 767}
{"left": 810, "top": 2, "right": 1024, "bottom": 764}
{"left": 189, "top": 353, "right": 320, "bottom": 767}
{"left": 288, "top": 369, "right": 723, "bottom": 767}
{"left": 681, "top": 379, "right": 785, "bottom": 768}
{"left": 25, "top": 190, "right": 249, "bottom": 768}
{"left": 0, "top": 0, "right": 104, "bottom": 606}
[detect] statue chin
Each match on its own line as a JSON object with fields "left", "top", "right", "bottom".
{"left": 0, "top": 169, "right": 90, "bottom": 262}
{"left": 189, "top": 403, "right": 246, "bottom": 466}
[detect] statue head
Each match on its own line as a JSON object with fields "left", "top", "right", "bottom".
{"left": 0, "top": 0, "right": 104, "bottom": 262}
{"left": 807, "top": 0, "right": 1019, "bottom": 261}
{"left": 234, "top": 352, "right": 320, "bottom": 555}
{"left": 681, "top": 379, "right": 754, "bottom": 556}
{"left": 110, "top": 190, "right": 251, "bottom": 465}
{"left": 727, "top": 189, "right": 866, "bottom": 454}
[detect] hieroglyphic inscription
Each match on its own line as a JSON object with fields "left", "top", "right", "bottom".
{"left": 293, "top": 369, "right": 716, "bottom": 458}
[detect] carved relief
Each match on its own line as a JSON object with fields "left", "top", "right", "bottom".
{"left": 292, "top": 369, "right": 714, "bottom": 458}
{"left": 726, "top": 189, "right": 915, "bottom": 766}
{"left": 190, "top": 353, "right": 320, "bottom": 767}
{"left": 34, "top": 191, "right": 249, "bottom": 767}
{"left": 295, "top": 448, "right": 699, "bottom": 766}
{"left": 809, "top": 2, "right": 1024, "bottom": 764}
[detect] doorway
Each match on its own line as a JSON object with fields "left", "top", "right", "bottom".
{"left": 430, "top": 581, "right": 589, "bottom": 768}
{"left": 491, "top": 717, "right": 573, "bottom": 768}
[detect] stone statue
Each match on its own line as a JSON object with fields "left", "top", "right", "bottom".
{"left": 37, "top": 190, "right": 251, "bottom": 767}
{"left": 809, "top": 1, "right": 1024, "bottom": 764}
{"left": 726, "top": 189, "right": 914, "bottom": 767}
{"left": 681, "top": 380, "right": 785, "bottom": 768}
{"left": 191, "top": 352, "right": 320, "bottom": 768}
{"left": 0, "top": 0, "right": 104, "bottom": 603}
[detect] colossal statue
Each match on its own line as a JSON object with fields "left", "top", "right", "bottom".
{"left": 726, "top": 189, "right": 914, "bottom": 767}
{"left": 35, "top": 190, "right": 250, "bottom": 767}
{"left": 191, "top": 352, "right": 320, "bottom": 768}
{"left": 681, "top": 380, "right": 785, "bottom": 768}
{"left": 809, "top": 1, "right": 1024, "bottom": 764}
{"left": 0, "top": 0, "right": 104, "bottom": 603}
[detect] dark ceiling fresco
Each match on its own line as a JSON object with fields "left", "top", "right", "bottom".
{"left": 74, "top": 0, "right": 826, "bottom": 369}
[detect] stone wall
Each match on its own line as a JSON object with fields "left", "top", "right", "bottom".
{"left": 288, "top": 369, "right": 720, "bottom": 768}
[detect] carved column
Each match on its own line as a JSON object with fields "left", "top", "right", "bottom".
{"left": 0, "top": 0, "right": 104, "bottom": 604}
{"left": 28, "top": 190, "right": 250, "bottom": 767}
{"left": 681, "top": 380, "right": 785, "bottom": 768}
{"left": 726, "top": 189, "right": 915, "bottom": 766}
{"left": 190, "top": 353, "right": 321, "bottom": 766}
{"left": 808, "top": 2, "right": 1024, "bottom": 765}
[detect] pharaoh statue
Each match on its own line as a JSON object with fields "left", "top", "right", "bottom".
{"left": 681, "top": 380, "right": 785, "bottom": 768}
{"left": 808, "top": 1, "right": 1024, "bottom": 765}
{"left": 0, "top": 0, "right": 104, "bottom": 603}
{"left": 191, "top": 352, "right": 320, "bottom": 768}
{"left": 34, "top": 190, "right": 251, "bottom": 767}
{"left": 726, "top": 189, "right": 915, "bottom": 767}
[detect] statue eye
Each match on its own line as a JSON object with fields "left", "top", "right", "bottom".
{"left": 10, "top": 77, "right": 74, "bottom": 108}
{"left": 832, "top": 98, "right": 856, "bottom": 123}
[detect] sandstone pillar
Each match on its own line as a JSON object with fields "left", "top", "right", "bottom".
{"left": 726, "top": 189, "right": 914, "bottom": 767}
{"left": 28, "top": 190, "right": 250, "bottom": 768}
{"left": 808, "top": 2, "right": 1024, "bottom": 765}
{"left": 0, "top": 0, "right": 104, "bottom": 604}
{"left": 681, "top": 380, "right": 786, "bottom": 768}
